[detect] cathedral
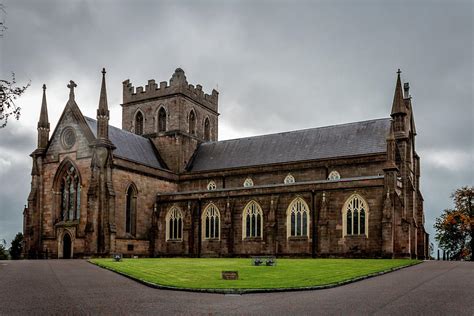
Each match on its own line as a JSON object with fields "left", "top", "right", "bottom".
{"left": 23, "top": 68, "right": 429, "bottom": 259}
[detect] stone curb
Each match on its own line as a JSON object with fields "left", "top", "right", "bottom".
{"left": 88, "top": 260, "right": 423, "bottom": 295}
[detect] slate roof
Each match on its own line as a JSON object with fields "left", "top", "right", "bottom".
{"left": 189, "top": 118, "right": 392, "bottom": 172}
{"left": 84, "top": 117, "right": 163, "bottom": 169}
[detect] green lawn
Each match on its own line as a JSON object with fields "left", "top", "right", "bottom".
{"left": 90, "top": 258, "right": 419, "bottom": 290}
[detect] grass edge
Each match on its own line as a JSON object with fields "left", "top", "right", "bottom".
{"left": 87, "top": 259, "right": 423, "bottom": 295}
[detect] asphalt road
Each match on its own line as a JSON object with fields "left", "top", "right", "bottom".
{"left": 0, "top": 260, "right": 472, "bottom": 315}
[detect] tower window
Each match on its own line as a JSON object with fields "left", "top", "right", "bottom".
{"left": 243, "top": 178, "right": 254, "bottom": 187}
{"left": 158, "top": 107, "right": 167, "bottom": 132}
{"left": 135, "top": 111, "right": 144, "bottom": 135}
{"left": 204, "top": 117, "right": 210, "bottom": 141}
{"left": 189, "top": 110, "right": 196, "bottom": 135}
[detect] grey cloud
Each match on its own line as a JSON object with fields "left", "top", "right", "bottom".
{"left": 0, "top": 123, "right": 36, "bottom": 153}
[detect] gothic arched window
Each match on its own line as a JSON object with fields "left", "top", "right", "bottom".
{"left": 166, "top": 207, "right": 183, "bottom": 241}
{"left": 125, "top": 184, "right": 137, "bottom": 236}
{"left": 243, "top": 178, "right": 254, "bottom": 187}
{"left": 343, "top": 194, "right": 369, "bottom": 237}
{"left": 158, "top": 107, "right": 167, "bottom": 132}
{"left": 242, "top": 201, "right": 263, "bottom": 239}
{"left": 135, "top": 111, "right": 144, "bottom": 135}
{"left": 204, "top": 117, "right": 210, "bottom": 141}
{"left": 284, "top": 174, "right": 295, "bottom": 184}
{"left": 202, "top": 203, "right": 220, "bottom": 240}
{"left": 328, "top": 170, "right": 341, "bottom": 180}
{"left": 189, "top": 110, "right": 196, "bottom": 135}
{"left": 59, "top": 164, "right": 81, "bottom": 221}
{"left": 287, "top": 197, "right": 309, "bottom": 238}
{"left": 207, "top": 180, "right": 217, "bottom": 191}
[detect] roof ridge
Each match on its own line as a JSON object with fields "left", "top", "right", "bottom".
{"left": 203, "top": 117, "right": 391, "bottom": 145}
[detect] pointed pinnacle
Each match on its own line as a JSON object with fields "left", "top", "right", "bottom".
{"left": 390, "top": 70, "right": 406, "bottom": 116}
{"left": 98, "top": 67, "right": 108, "bottom": 113}
{"left": 38, "top": 83, "right": 49, "bottom": 129}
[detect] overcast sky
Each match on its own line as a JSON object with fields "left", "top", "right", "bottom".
{"left": 0, "top": 0, "right": 472, "bottom": 251}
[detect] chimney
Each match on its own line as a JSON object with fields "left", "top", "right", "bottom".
{"left": 403, "top": 82, "right": 410, "bottom": 99}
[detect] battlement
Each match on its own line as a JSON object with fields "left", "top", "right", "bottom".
{"left": 122, "top": 68, "right": 218, "bottom": 112}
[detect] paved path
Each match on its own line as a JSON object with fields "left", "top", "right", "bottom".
{"left": 0, "top": 260, "right": 473, "bottom": 315}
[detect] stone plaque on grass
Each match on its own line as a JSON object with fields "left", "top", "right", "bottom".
{"left": 222, "top": 271, "right": 239, "bottom": 280}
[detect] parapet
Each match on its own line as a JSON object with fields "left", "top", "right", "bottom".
{"left": 122, "top": 68, "right": 219, "bottom": 112}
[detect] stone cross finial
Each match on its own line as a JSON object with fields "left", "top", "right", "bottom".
{"left": 42, "top": 84, "right": 46, "bottom": 91}
{"left": 67, "top": 80, "right": 77, "bottom": 100}
{"left": 397, "top": 68, "right": 401, "bottom": 74}
{"left": 102, "top": 68, "right": 106, "bottom": 75}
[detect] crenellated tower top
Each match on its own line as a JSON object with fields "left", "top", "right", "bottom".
{"left": 122, "top": 68, "right": 219, "bottom": 113}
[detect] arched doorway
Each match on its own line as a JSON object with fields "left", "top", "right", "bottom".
{"left": 63, "top": 233, "right": 72, "bottom": 259}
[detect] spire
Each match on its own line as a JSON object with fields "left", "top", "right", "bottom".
{"left": 97, "top": 68, "right": 110, "bottom": 140}
{"left": 37, "top": 84, "right": 49, "bottom": 129}
{"left": 98, "top": 68, "right": 108, "bottom": 115}
{"left": 390, "top": 69, "right": 407, "bottom": 117}
{"left": 36, "top": 84, "right": 50, "bottom": 149}
{"left": 67, "top": 80, "right": 77, "bottom": 101}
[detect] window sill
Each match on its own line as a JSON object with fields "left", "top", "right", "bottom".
{"left": 203, "top": 238, "right": 220, "bottom": 242}
{"left": 287, "top": 236, "right": 309, "bottom": 241}
{"left": 344, "top": 234, "right": 368, "bottom": 239}
{"left": 166, "top": 239, "right": 183, "bottom": 243}
{"left": 243, "top": 237, "right": 263, "bottom": 242}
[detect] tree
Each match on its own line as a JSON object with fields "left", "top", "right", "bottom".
{"left": 9, "top": 232, "right": 23, "bottom": 260}
{"left": 0, "top": 239, "right": 9, "bottom": 260}
{"left": 434, "top": 186, "right": 473, "bottom": 261}
{"left": 0, "top": 4, "right": 30, "bottom": 128}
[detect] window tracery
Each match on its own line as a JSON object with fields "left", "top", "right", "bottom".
{"left": 284, "top": 174, "right": 295, "bottom": 184}
{"left": 166, "top": 207, "right": 183, "bottom": 241}
{"left": 243, "top": 178, "right": 254, "bottom": 187}
{"left": 203, "top": 203, "right": 220, "bottom": 240}
{"left": 59, "top": 164, "right": 81, "bottom": 221}
{"left": 287, "top": 197, "right": 309, "bottom": 238}
{"left": 343, "top": 194, "right": 368, "bottom": 237}
{"left": 328, "top": 170, "right": 341, "bottom": 180}
{"left": 207, "top": 181, "right": 217, "bottom": 191}
{"left": 242, "top": 201, "right": 263, "bottom": 239}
